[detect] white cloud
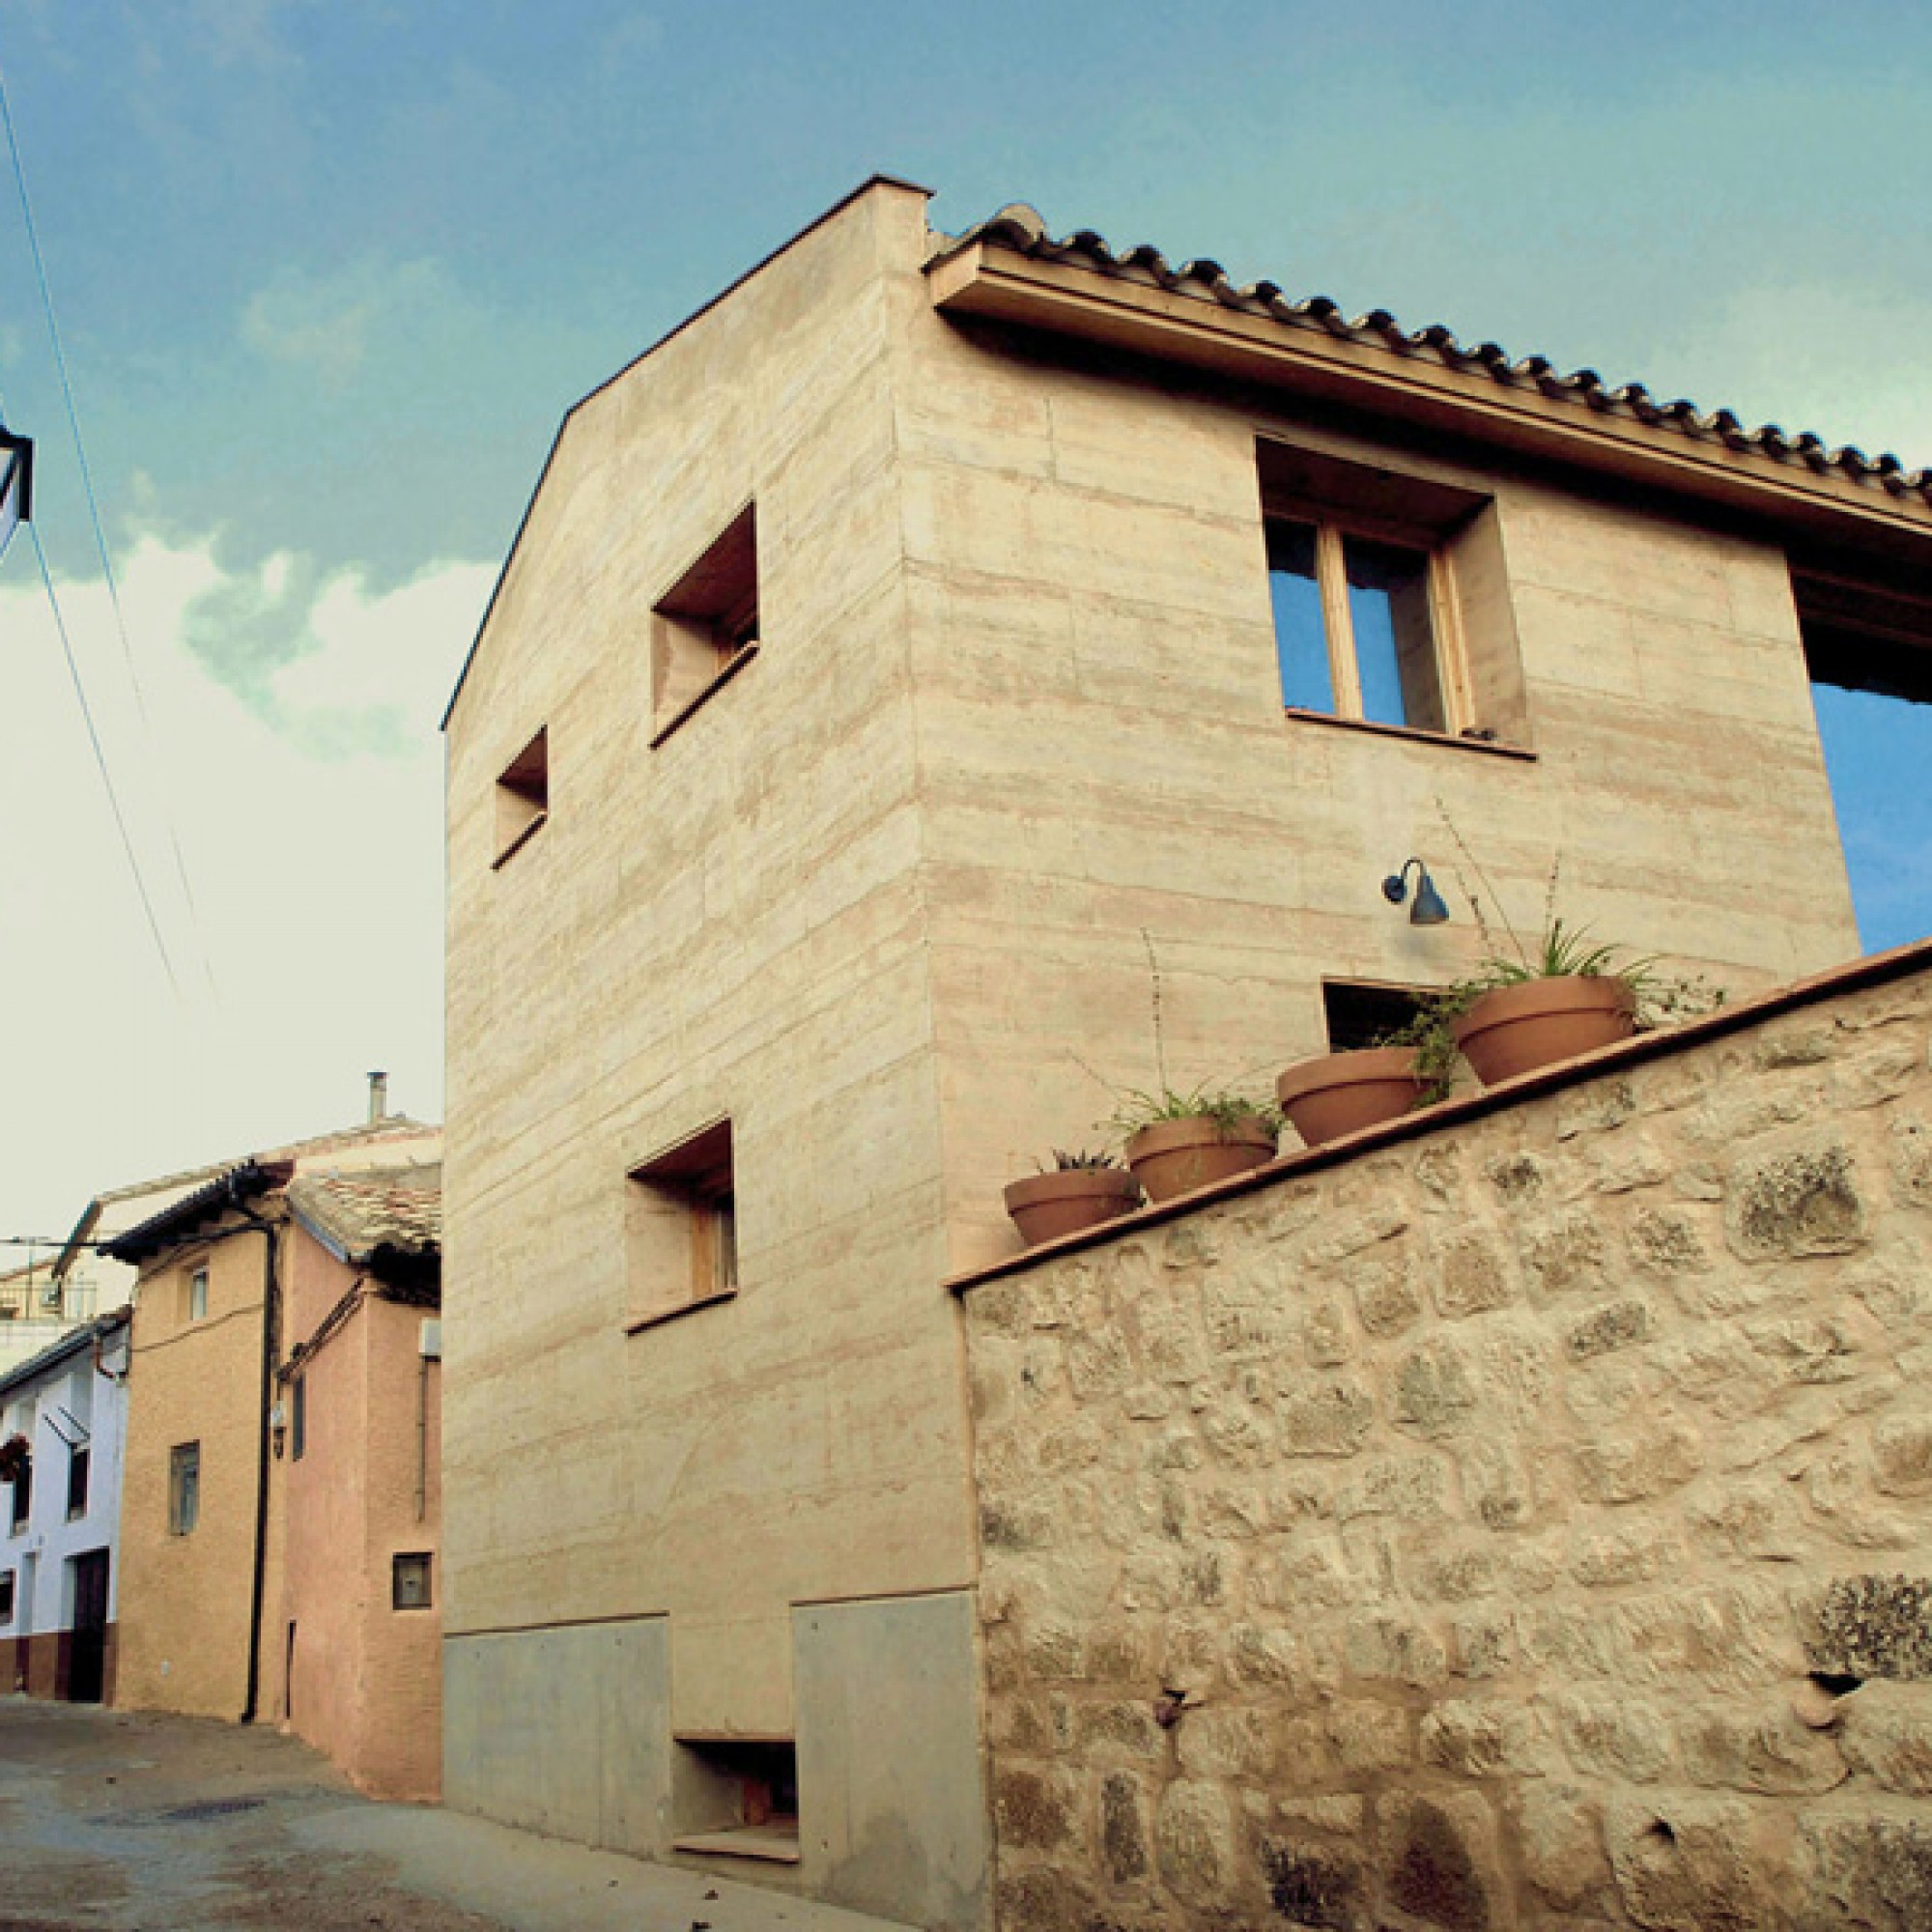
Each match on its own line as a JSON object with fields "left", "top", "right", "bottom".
{"left": 0, "top": 533, "right": 490, "bottom": 1242}
{"left": 240, "top": 257, "right": 443, "bottom": 388}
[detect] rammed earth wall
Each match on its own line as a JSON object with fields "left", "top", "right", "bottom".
{"left": 955, "top": 948, "right": 1932, "bottom": 1932}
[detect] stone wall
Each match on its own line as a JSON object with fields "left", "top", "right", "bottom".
{"left": 957, "top": 952, "right": 1932, "bottom": 1931}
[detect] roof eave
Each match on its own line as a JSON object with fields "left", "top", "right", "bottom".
{"left": 927, "top": 241, "right": 1932, "bottom": 561}
{"left": 103, "top": 1161, "right": 293, "bottom": 1265}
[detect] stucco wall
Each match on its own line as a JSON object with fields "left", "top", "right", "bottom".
{"left": 0, "top": 1329, "right": 126, "bottom": 1698}
{"left": 959, "top": 953, "right": 1932, "bottom": 1931}
{"left": 116, "top": 1221, "right": 278, "bottom": 1720}
{"left": 273, "top": 1231, "right": 441, "bottom": 1801}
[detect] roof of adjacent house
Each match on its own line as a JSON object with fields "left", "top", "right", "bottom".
{"left": 102, "top": 1161, "right": 296, "bottom": 1265}
{"left": 285, "top": 1162, "right": 441, "bottom": 1266}
{"left": 0, "top": 1306, "right": 130, "bottom": 1404}
{"left": 929, "top": 202, "right": 1932, "bottom": 508}
{"left": 58, "top": 1115, "right": 439, "bottom": 1278}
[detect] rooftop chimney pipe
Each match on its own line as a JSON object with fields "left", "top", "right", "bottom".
{"left": 367, "top": 1070, "right": 388, "bottom": 1122}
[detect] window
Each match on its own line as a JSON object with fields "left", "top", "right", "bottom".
{"left": 626, "top": 1120, "right": 738, "bottom": 1331}
{"left": 651, "top": 506, "right": 759, "bottom": 744}
{"left": 672, "top": 1738, "right": 799, "bottom": 1863}
{"left": 291, "top": 1375, "right": 306, "bottom": 1462}
{"left": 391, "top": 1551, "right": 433, "bottom": 1610}
{"left": 1321, "top": 980, "right": 1435, "bottom": 1053}
{"left": 187, "top": 1266, "right": 208, "bottom": 1322}
{"left": 494, "top": 726, "right": 549, "bottom": 866}
{"left": 1269, "top": 518, "right": 1457, "bottom": 730}
{"left": 9, "top": 1452, "right": 29, "bottom": 1534}
{"left": 168, "top": 1441, "right": 200, "bottom": 1536}
{"left": 1258, "top": 440, "right": 1519, "bottom": 743}
{"left": 66, "top": 1445, "right": 89, "bottom": 1521}
{"left": 0, "top": 1570, "right": 12, "bottom": 1623}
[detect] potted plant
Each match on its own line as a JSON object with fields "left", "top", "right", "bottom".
{"left": 0, "top": 1434, "right": 29, "bottom": 1484}
{"left": 1449, "top": 917, "right": 1642, "bottom": 1086}
{"left": 1276, "top": 1041, "right": 1431, "bottom": 1148}
{"left": 1116, "top": 1088, "right": 1281, "bottom": 1203}
{"left": 1004, "top": 1150, "right": 1142, "bottom": 1246}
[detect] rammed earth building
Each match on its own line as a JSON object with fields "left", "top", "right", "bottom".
{"left": 440, "top": 179, "right": 1932, "bottom": 1930}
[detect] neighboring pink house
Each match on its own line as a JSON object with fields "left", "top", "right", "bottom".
{"left": 275, "top": 1163, "right": 442, "bottom": 1802}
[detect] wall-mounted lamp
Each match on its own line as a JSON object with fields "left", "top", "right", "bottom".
{"left": 1382, "top": 858, "right": 1450, "bottom": 925}
{"left": 0, "top": 423, "right": 32, "bottom": 569}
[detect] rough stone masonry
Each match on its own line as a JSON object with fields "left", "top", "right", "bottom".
{"left": 956, "top": 948, "right": 1932, "bottom": 1931}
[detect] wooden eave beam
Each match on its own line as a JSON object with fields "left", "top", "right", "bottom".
{"left": 927, "top": 243, "right": 1932, "bottom": 563}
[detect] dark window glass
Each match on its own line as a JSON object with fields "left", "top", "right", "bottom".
{"left": 392, "top": 1551, "right": 433, "bottom": 1610}
{"left": 292, "top": 1378, "right": 306, "bottom": 1463}
{"left": 66, "top": 1446, "right": 88, "bottom": 1520}
{"left": 10, "top": 1456, "right": 30, "bottom": 1532}
{"left": 169, "top": 1442, "right": 199, "bottom": 1536}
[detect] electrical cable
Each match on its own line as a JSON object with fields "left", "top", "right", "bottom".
{"left": 0, "top": 40, "right": 218, "bottom": 1003}
{"left": 27, "top": 521, "right": 183, "bottom": 998}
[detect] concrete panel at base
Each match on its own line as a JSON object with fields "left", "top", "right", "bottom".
{"left": 794, "top": 1590, "right": 988, "bottom": 1932}
{"left": 443, "top": 1618, "right": 670, "bottom": 1858}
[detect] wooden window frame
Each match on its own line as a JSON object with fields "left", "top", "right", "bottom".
{"left": 1269, "top": 504, "right": 1475, "bottom": 737}
{"left": 650, "top": 506, "right": 760, "bottom": 748}
{"left": 625, "top": 1120, "right": 739, "bottom": 1334}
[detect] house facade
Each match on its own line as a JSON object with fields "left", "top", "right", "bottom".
{"left": 0, "top": 1309, "right": 129, "bottom": 1703}
{"left": 105, "top": 1114, "right": 440, "bottom": 1733}
{"left": 440, "top": 178, "right": 1929, "bottom": 1928}
{"left": 278, "top": 1162, "right": 443, "bottom": 1800}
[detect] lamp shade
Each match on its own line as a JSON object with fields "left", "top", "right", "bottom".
{"left": 0, "top": 427, "right": 31, "bottom": 568}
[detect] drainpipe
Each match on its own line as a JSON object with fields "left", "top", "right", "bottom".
{"left": 233, "top": 1197, "right": 280, "bottom": 1726}
{"left": 415, "top": 1351, "right": 428, "bottom": 1524}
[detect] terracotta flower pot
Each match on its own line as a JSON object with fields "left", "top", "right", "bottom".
{"left": 1003, "top": 1168, "right": 1142, "bottom": 1246}
{"left": 1452, "top": 975, "right": 1636, "bottom": 1086}
{"left": 1125, "top": 1115, "right": 1277, "bottom": 1204}
{"left": 1276, "top": 1046, "right": 1428, "bottom": 1148}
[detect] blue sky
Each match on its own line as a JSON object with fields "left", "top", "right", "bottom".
{"left": 0, "top": 0, "right": 1928, "bottom": 1236}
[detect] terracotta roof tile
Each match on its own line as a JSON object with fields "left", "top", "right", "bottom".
{"left": 286, "top": 1162, "right": 441, "bottom": 1264}
{"left": 931, "top": 203, "right": 1932, "bottom": 506}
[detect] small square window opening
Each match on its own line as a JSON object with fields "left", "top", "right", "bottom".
{"left": 626, "top": 1120, "right": 737, "bottom": 1330}
{"left": 0, "top": 1569, "right": 13, "bottom": 1622}
{"left": 392, "top": 1551, "right": 433, "bottom": 1610}
{"left": 651, "top": 506, "right": 759, "bottom": 743}
{"left": 494, "top": 726, "right": 549, "bottom": 865}
{"left": 187, "top": 1266, "right": 208, "bottom": 1322}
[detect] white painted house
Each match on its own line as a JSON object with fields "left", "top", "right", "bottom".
{"left": 0, "top": 1308, "right": 129, "bottom": 1703}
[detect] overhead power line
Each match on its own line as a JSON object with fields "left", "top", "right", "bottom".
{"left": 27, "top": 522, "right": 184, "bottom": 997}
{"left": 0, "top": 38, "right": 218, "bottom": 1003}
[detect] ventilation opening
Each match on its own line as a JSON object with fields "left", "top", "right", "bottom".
{"left": 670, "top": 1737, "right": 798, "bottom": 1864}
